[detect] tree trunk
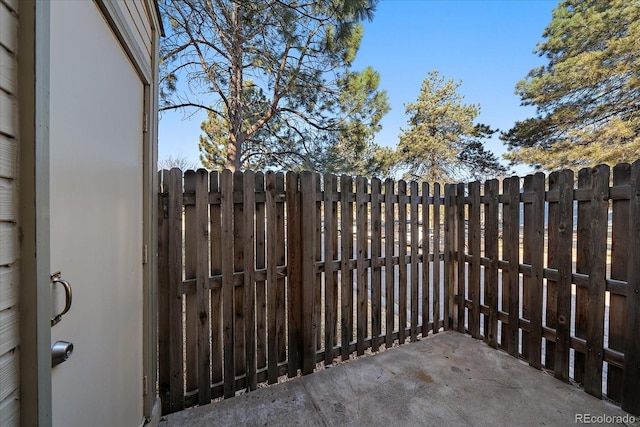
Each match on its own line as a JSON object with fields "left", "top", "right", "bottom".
{"left": 227, "top": 2, "right": 244, "bottom": 172}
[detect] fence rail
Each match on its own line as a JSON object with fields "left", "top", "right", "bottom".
{"left": 158, "top": 160, "right": 640, "bottom": 416}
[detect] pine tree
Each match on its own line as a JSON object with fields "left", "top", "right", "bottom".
{"left": 502, "top": 0, "right": 640, "bottom": 171}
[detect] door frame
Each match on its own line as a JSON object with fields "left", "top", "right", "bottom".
{"left": 19, "top": 1, "right": 160, "bottom": 425}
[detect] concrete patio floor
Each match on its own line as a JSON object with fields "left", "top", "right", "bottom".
{"left": 159, "top": 332, "right": 637, "bottom": 427}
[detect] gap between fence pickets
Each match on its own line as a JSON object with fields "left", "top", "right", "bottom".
{"left": 157, "top": 162, "right": 640, "bottom": 417}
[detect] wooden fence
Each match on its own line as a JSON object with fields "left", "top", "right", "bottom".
{"left": 158, "top": 161, "right": 640, "bottom": 416}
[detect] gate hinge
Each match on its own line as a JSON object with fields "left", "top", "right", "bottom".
{"left": 143, "top": 375, "right": 148, "bottom": 395}
{"left": 143, "top": 113, "right": 149, "bottom": 133}
{"left": 143, "top": 245, "right": 148, "bottom": 265}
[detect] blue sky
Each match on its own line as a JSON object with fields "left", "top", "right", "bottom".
{"left": 159, "top": 0, "right": 558, "bottom": 174}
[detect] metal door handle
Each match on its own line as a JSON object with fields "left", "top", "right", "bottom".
{"left": 51, "top": 272, "right": 72, "bottom": 326}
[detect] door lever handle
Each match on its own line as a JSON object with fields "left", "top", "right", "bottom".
{"left": 51, "top": 272, "right": 72, "bottom": 326}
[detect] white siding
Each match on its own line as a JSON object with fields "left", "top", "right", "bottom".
{"left": 0, "top": 0, "right": 19, "bottom": 424}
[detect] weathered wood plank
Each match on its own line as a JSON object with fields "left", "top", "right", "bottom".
{"left": 504, "top": 176, "right": 520, "bottom": 357}
{"left": 195, "top": 170, "right": 211, "bottom": 404}
{"left": 286, "top": 172, "right": 302, "bottom": 376}
{"left": 243, "top": 171, "right": 257, "bottom": 391}
{"left": 209, "top": 172, "right": 223, "bottom": 386}
{"left": 484, "top": 179, "right": 499, "bottom": 348}
{"left": 341, "top": 175, "right": 354, "bottom": 360}
{"left": 315, "top": 174, "right": 323, "bottom": 352}
{"left": 622, "top": 159, "right": 640, "bottom": 415}
{"left": 456, "top": 183, "right": 466, "bottom": 333}
{"left": 300, "top": 172, "right": 317, "bottom": 375}
{"left": 167, "top": 169, "right": 184, "bottom": 411}
{"left": 468, "top": 181, "right": 481, "bottom": 339}
{"left": 607, "top": 163, "right": 629, "bottom": 401}
{"left": 276, "top": 174, "right": 287, "bottom": 365}
{"left": 157, "top": 171, "right": 170, "bottom": 414}
{"left": 233, "top": 172, "right": 246, "bottom": 378}
{"left": 554, "top": 169, "right": 574, "bottom": 382}
{"left": 221, "top": 170, "right": 236, "bottom": 398}
{"left": 444, "top": 184, "right": 454, "bottom": 330}
{"left": 529, "top": 173, "right": 545, "bottom": 369}
{"left": 423, "top": 182, "right": 432, "bottom": 336}
{"left": 266, "top": 172, "right": 279, "bottom": 383}
{"left": 574, "top": 168, "right": 590, "bottom": 384}
{"left": 398, "top": 180, "right": 408, "bottom": 344}
{"left": 356, "top": 177, "right": 368, "bottom": 355}
{"left": 384, "top": 179, "right": 395, "bottom": 347}
{"left": 371, "top": 178, "right": 382, "bottom": 351}
{"left": 183, "top": 171, "right": 198, "bottom": 394}
{"left": 545, "top": 172, "right": 560, "bottom": 370}
{"left": 255, "top": 173, "right": 267, "bottom": 373}
{"left": 410, "top": 181, "right": 419, "bottom": 342}
{"left": 324, "top": 174, "right": 337, "bottom": 363}
{"left": 584, "top": 165, "right": 609, "bottom": 398}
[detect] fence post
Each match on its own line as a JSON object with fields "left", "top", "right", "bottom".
{"left": 622, "top": 159, "right": 640, "bottom": 415}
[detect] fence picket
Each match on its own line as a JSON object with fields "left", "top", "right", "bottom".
{"left": 371, "top": 178, "right": 382, "bottom": 351}
{"left": 469, "top": 181, "right": 481, "bottom": 339}
{"left": 210, "top": 171, "right": 223, "bottom": 388}
{"left": 167, "top": 169, "right": 184, "bottom": 411}
{"left": 341, "top": 175, "right": 354, "bottom": 360}
{"left": 622, "top": 160, "right": 640, "bottom": 415}
{"left": 243, "top": 171, "right": 257, "bottom": 391}
{"left": 266, "top": 172, "right": 279, "bottom": 383}
{"left": 356, "top": 177, "right": 368, "bottom": 355}
{"left": 423, "top": 182, "right": 432, "bottom": 336}
{"left": 444, "top": 184, "right": 454, "bottom": 330}
{"left": 504, "top": 176, "right": 520, "bottom": 357}
{"left": 546, "top": 172, "right": 560, "bottom": 370}
{"left": 432, "top": 183, "right": 441, "bottom": 334}
{"left": 324, "top": 173, "right": 337, "bottom": 363}
{"left": 484, "top": 179, "right": 499, "bottom": 348}
{"left": 456, "top": 183, "right": 466, "bottom": 333}
{"left": 157, "top": 171, "right": 170, "bottom": 414}
{"left": 584, "top": 165, "right": 610, "bottom": 397}
{"left": 233, "top": 172, "right": 246, "bottom": 378}
{"left": 410, "top": 181, "right": 419, "bottom": 342}
{"left": 554, "top": 169, "right": 574, "bottom": 382}
{"left": 195, "top": 170, "right": 211, "bottom": 404}
{"left": 184, "top": 171, "right": 198, "bottom": 393}
{"left": 221, "top": 170, "right": 235, "bottom": 398}
{"left": 275, "top": 173, "right": 287, "bottom": 366}
{"left": 300, "top": 172, "right": 317, "bottom": 375}
{"left": 528, "top": 173, "right": 545, "bottom": 369}
{"left": 286, "top": 172, "right": 302, "bottom": 376}
{"left": 607, "top": 163, "right": 630, "bottom": 400}
{"left": 398, "top": 180, "right": 408, "bottom": 343}
{"left": 575, "top": 168, "right": 590, "bottom": 383}
{"left": 255, "top": 173, "right": 267, "bottom": 373}
{"left": 384, "top": 179, "right": 395, "bottom": 348}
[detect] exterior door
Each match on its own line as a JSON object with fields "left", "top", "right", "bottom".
{"left": 49, "top": 1, "right": 145, "bottom": 426}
